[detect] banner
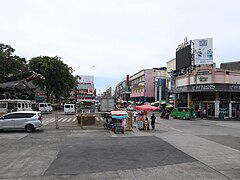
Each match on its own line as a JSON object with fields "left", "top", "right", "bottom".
{"left": 194, "top": 38, "right": 213, "bottom": 65}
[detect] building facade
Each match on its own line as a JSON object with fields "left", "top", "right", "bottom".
{"left": 130, "top": 69, "right": 167, "bottom": 103}
{"left": 174, "top": 64, "right": 240, "bottom": 118}
{"left": 75, "top": 75, "right": 95, "bottom": 100}
{"left": 115, "top": 79, "right": 131, "bottom": 102}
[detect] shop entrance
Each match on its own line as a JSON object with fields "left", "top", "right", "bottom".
{"left": 201, "top": 102, "right": 215, "bottom": 117}
{"left": 232, "top": 103, "right": 240, "bottom": 117}
{"left": 192, "top": 102, "right": 215, "bottom": 117}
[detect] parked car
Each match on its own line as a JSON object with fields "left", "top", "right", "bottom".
{"left": 64, "top": 104, "right": 76, "bottom": 114}
{"left": 170, "top": 107, "right": 194, "bottom": 120}
{"left": 0, "top": 111, "right": 42, "bottom": 132}
{"left": 38, "top": 103, "right": 53, "bottom": 113}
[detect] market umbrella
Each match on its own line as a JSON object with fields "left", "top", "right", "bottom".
{"left": 134, "top": 104, "right": 160, "bottom": 111}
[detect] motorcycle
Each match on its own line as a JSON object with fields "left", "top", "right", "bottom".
{"left": 160, "top": 112, "right": 169, "bottom": 119}
{"left": 103, "top": 118, "right": 113, "bottom": 130}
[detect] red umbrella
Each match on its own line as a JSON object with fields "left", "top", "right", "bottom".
{"left": 134, "top": 104, "right": 160, "bottom": 111}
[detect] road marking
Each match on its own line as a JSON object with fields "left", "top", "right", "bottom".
{"left": 50, "top": 118, "right": 55, "bottom": 122}
{"left": 58, "top": 118, "right": 64, "bottom": 122}
{"left": 159, "top": 123, "right": 183, "bottom": 132}
{"left": 62, "top": 118, "right": 68, "bottom": 122}
{"left": 222, "top": 144, "right": 240, "bottom": 153}
{"left": 67, "top": 118, "right": 72, "bottom": 122}
{"left": 72, "top": 118, "right": 76, "bottom": 122}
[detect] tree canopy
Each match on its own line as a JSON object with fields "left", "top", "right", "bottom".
{"left": 0, "top": 43, "right": 27, "bottom": 83}
{"left": 28, "top": 56, "right": 77, "bottom": 102}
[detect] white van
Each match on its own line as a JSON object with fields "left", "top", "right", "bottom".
{"left": 64, "top": 104, "right": 75, "bottom": 114}
{"left": 38, "top": 103, "right": 53, "bottom": 113}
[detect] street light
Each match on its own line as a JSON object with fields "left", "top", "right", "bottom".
{"left": 155, "top": 78, "right": 162, "bottom": 109}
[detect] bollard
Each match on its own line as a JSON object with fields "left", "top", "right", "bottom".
{"left": 127, "top": 112, "right": 133, "bottom": 131}
{"left": 55, "top": 113, "right": 59, "bottom": 129}
{"left": 81, "top": 113, "right": 83, "bottom": 129}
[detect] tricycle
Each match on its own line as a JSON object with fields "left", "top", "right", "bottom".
{"left": 110, "top": 111, "right": 128, "bottom": 134}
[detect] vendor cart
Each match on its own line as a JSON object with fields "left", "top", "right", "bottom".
{"left": 137, "top": 114, "right": 144, "bottom": 130}
{"left": 111, "top": 111, "right": 128, "bottom": 134}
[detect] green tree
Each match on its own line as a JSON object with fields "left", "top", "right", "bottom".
{"left": 0, "top": 43, "right": 27, "bottom": 82}
{"left": 28, "top": 56, "right": 77, "bottom": 102}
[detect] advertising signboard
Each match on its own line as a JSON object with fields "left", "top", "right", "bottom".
{"left": 176, "top": 44, "right": 191, "bottom": 70}
{"left": 194, "top": 38, "right": 213, "bottom": 65}
{"left": 76, "top": 75, "right": 94, "bottom": 90}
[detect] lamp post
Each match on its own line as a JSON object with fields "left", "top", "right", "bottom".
{"left": 158, "top": 78, "right": 162, "bottom": 109}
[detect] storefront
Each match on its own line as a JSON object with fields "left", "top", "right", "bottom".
{"left": 175, "top": 83, "right": 240, "bottom": 118}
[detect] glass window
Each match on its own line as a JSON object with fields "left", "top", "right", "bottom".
{"left": 3, "top": 114, "right": 19, "bottom": 119}
{"left": 0, "top": 102, "right": 6, "bottom": 108}
{"left": 231, "top": 93, "right": 240, "bottom": 101}
{"left": 220, "top": 92, "right": 229, "bottom": 101}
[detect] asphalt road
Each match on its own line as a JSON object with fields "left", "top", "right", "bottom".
{"left": 0, "top": 112, "right": 240, "bottom": 180}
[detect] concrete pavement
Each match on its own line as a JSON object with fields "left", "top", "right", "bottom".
{"left": 127, "top": 118, "right": 240, "bottom": 180}
{"left": 1, "top": 114, "right": 240, "bottom": 180}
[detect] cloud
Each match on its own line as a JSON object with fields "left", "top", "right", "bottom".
{"left": 1, "top": 0, "right": 240, "bottom": 91}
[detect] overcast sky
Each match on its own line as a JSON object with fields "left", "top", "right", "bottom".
{"left": 1, "top": 0, "right": 240, "bottom": 92}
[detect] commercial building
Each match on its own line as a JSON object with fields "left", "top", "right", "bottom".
{"left": 115, "top": 76, "right": 131, "bottom": 102}
{"left": 130, "top": 68, "right": 167, "bottom": 103}
{"left": 75, "top": 75, "right": 95, "bottom": 100}
{"left": 174, "top": 63, "right": 240, "bottom": 118}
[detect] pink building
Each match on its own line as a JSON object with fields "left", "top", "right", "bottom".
{"left": 130, "top": 68, "right": 167, "bottom": 103}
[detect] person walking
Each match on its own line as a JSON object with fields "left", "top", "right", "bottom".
{"left": 133, "top": 111, "right": 137, "bottom": 122}
{"left": 150, "top": 113, "right": 156, "bottom": 130}
{"left": 236, "top": 109, "right": 240, "bottom": 120}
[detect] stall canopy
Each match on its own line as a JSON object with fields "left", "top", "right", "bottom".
{"left": 134, "top": 104, "right": 160, "bottom": 111}
{"left": 111, "top": 111, "right": 128, "bottom": 119}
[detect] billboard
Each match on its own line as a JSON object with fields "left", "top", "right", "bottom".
{"left": 194, "top": 38, "right": 213, "bottom": 65}
{"left": 176, "top": 44, "right": 191, "bottom": 70}
{"left": 76, "top": 75, "right": 94, "bottom": 90}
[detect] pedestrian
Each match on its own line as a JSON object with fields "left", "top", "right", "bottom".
{"left": 203, "top": 108, "right": 207, "bottom": 119}
{"left": 133, "top": 111, "right": 137, "bottom": 122}
{"left": 198, "top": 108, "right": 201, "bottom": 118}
{"left": 236, "top": 109, "right": 240, "bottom": 120}
{"left": 150, "top": 113, "right": 156, "bottom": 130}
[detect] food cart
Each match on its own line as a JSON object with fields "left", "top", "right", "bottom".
{"left": 134, "top": 104, "right": 160, "bottom": 130}
{"left": 110, "top": 111, "right": 128, "bottom": 134}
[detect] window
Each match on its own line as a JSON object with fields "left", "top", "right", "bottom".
{"left": 0, "top": 102, "right": 6, "bottom": 108}
{"left": 3, "top": 114, "right": 19, "bottom": 119}
{"left": 39, "top": 104, "right": 44, "bottom": 107}
{"left": 15, "top": 113, "right": 35, "bottom": 118}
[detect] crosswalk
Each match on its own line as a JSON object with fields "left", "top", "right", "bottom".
{"left": 42, "top": 117, "right": 105, "bottom": 126}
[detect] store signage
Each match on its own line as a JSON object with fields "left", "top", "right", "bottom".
{"left": 229, "top": 85, "right": 240, "bottom": 90}
{"left": 191, "top": 84, "right": 215, "bottom": 91}
{"left": 175, "top": 83, "right": 240, "bottom": 93}
{"left": 198, "top": 76, "right": 208, "bottom": 82}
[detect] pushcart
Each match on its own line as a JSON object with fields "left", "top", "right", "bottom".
{"left": 110, "top": 111, "right": 128, "bottom": 134}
